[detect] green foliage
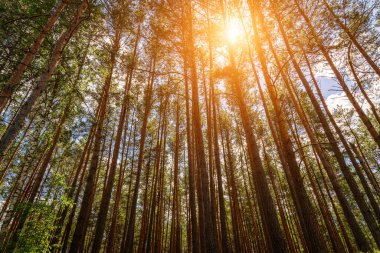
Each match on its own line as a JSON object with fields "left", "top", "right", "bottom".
{"left": 14, "top": 194, "right": 73, "bottom": 252}
{"left": 14, "top": 203, "right": 56, "bottom": 253}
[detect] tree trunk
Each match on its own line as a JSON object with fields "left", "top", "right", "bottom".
{"left": 0, "top": 0, "right": 89, "bottom": 161}
{"left": 0, "top": 0, "right": 68, "bottom": 113}
{"left": 184, "top": 1, "right": 216, "bottom": 252}
{"left": 68, "top": 24, "right": 120, "bottom": 253}
{"left": 293, "top": 0, "right": 380, "bottom": 148}
{"left": 321, "top": 0, "right": 380, "bottom": 77}
{"left": 249, "top": 1, "right": 328, "bottom": 252}
{"left": 266, "top": 11, "right": 373, "bottom": 250}
{"left": 123, "top": 56, "right": 156, "bottom": 252}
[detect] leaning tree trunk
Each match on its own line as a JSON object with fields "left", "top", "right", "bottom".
{"left": 227, "top": 41, "right": 289, "bottom": 252}
{"left": 0, "top": 0, "right": 68, "bottom": 113}
{"left": 321, "top": 0, "right": 380, "bottom": 77}
{"left": 0, "top": 0, "right": 89, "bottom": 161}
{"left": 347, "top": 44, "right": 380, "bottom": 125}
{"left": 293, "top": 0, "right": 380, "bottom": 149}
{"left": 268, "top": 10, "right": 372, "bottom": 250}
{"left": 106, "top": 26, "right": 140, "bottom": 251}
{"left": 249, "top": 1, "right": 328, "bottom": 252}
{"left": 4, "top": 103, "right": 69, "bottom": 252}
{"left": 91, "top": 20, "right": 133, "bottom": 253}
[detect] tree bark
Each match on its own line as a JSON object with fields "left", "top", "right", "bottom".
{"left": 0, "top": 0, "right": 89, "bottom": 161}
{"left": 68, "top": 24, "right": 120, "bottom": 253}
{"left": 0, "top": 0, "right": 68, "bottom": 113}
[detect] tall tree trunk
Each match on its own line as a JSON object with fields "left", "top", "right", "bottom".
{"left": 51, "top": 123, "right": 95, "bottom": 252}
{"left": 292, "top": 0, "right": 380, "bottom": 148}
{"left": 123, "top": 56, "right": 156, "bottom": 252}
{"left": 0, "top": 111, "right": 37, "bottom": 184}
{"left": 143, "top": 100, "right": 165, "bottom": 253}
{"left": 170, "top": 97, "right": 181, "bottom": 253}
{"left": 249, "top": 1, "right": 328, "bottom": 252}
{"left": 120, "top": 113, "right": 138, "bottom": 252}
{"left": 321, "top": 0, "right": 380, "bottom": 77}
{"left": 206, "top": 3, "right": 230, "bottom": 251}
{"left": 4, "top": 103, "right": 69, "bottom": 252}
{"left": 347, "top": 43, "right": 380, "bottom": 124}
{"left": 265, "top": 11, "right": 373, "bottom": 250}
{"left": 227, "top": 35, "right": 289, "bottom": 253}
{"left": 301, "top": 49, "right": 380, "bottom": 249}
{"left": 220, "top": 126, "right": 244, "bottom": 253}
{"left": 91, "top": 25, "right": 135, "bottom": 253}
{"left": 68, "top": 25, "right": 121, "bottom": 253}
{"left": 0, "top": 0, "right": 68, "bottom": 113}
{"left": 0, "top": 0, "right": 89, "bottom": 161}
{"left": 60, "top": 125, "right": 94, "bottom": 253}
{"left": 184, "top": 1, "right": 216, "bottom": 252}
{"left": 202, "top": 63, "right": 219, "bottom": 252}
{"left": 183, "top": 56, "right": 199, "bottom": 253}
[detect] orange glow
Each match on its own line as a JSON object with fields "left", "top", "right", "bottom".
{"left": 226, "top": 18, "right": 243, "bottom": 44}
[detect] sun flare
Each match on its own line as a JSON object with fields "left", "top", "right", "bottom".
{"left": 226, "top": 18, "right": 243, "bottom": 43}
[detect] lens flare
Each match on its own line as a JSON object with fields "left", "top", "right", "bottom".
{"left": 226, "top": 18, "right": 242, "bottom": 43}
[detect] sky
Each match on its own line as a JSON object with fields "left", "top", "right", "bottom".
{"left": 318, "top": 75, "right": 380, "bottom": 112}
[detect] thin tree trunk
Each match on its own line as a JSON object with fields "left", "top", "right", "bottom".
{"left": 301, "top": 50, "right": 380, "bottom": 248}
{"left": 123, "top": 56, "right": 156, "bottom": 252}
{"left": 227, "top": 40, "right": 289, "bottom": 253}
{"left": 5, "top": 103, "right": 69, "bottom": 252}
{"left": 0, "top": 0, "right": 68, "bottom": 113}
{"left": 249, "top": 2, "right": 327, "bottom": 252}
{"left": 68, "top": 24, "right": 120, "bottom": 253}
{"left": 91, "top": 27, "right": 133, "bottom": 253}
{"left": 347, "top": 43, "right": 380, "bottom": 125}
{"left": 206, "top": 4, "right": 230, "bottom": 251}
{"left": 321, "top": 0, "right": 380, "bottom": 77}
{"left": 183, "top": 55, "right": 199, "bottom": 253}
{"left": 170, "top": 97, "right": 181, "bottom": 253}
{"left": 265, "top": 11, "right": 373, "bottom": 249}
{"left": 184, "top": 1, "right": 216, "bottom": 252}
{"left": 0, "top": 0, "right": 89, "bottom": 161}
{"left": 293, "top": 0, "right": 380, "bottom": 148}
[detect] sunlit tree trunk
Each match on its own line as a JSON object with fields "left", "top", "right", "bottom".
{"left": 347, "top": 44, "right": 380, "bottom": 124}
{"left": 263, "top": 11, "right": 373, "bottom": 249}
{"left": 91, "top": 18, "right": 134, "bottom": 253}
{"left": 183, "top": 54, "right": 199, "bottom": 253}
{"left": 249, "top": 1, "right": 328, "bottom": 251}
{"left": 293, "top": 0, "right": 380, "bottom": 149}
{"left": 321, "top": 0, "right": 380, "bottom": 77}
{"left": 170, "top": 96, "right": 181, "bottom": 253}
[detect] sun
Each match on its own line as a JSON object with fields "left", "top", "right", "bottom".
{"left": 226, "top": 18, "right": 243, "bottom": 44}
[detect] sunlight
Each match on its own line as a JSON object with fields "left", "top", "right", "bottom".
{"left": 226, "top": 18, "right": 243, "bottom": 44}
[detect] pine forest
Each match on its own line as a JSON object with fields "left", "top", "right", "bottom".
{"left": 1, "top": 0, "right": 380, "bottom": 252}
